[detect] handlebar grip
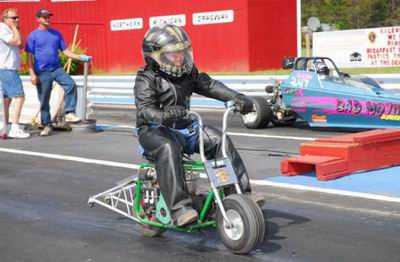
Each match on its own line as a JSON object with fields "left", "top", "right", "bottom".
{"left": 226, "top": 100, "right": 240, "bottom": 112}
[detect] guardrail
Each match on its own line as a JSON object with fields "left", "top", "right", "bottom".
{"left": 20, "top": 73, "right": 400, "bottom": 109}
{"left": 16, "top": 74, "right": 400, "bottom": 124}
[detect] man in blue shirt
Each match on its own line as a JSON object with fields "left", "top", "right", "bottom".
{"left": 25, "top": 8, "right": 91, "bottom": 136}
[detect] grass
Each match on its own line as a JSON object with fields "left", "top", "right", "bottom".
{"left": 338, "top": 67, "right": 400, "bottom": 75}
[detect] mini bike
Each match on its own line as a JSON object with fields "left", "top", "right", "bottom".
{"left": 88, "top": 104, "right": 266, "bottom": 254}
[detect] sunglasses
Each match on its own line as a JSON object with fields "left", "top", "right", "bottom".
{"left": 7, "top": 16, "right": 19, "bottom": 20}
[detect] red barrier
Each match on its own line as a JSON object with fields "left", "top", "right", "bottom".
{"left": 281, "top": 129, "right": 400, "bottom": 181}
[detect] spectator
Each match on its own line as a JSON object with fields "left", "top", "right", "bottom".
{"left": 0, "top": 8, "right": 30, "bottom": 138}
{"left": 25, "top": 8, "right": 91, "bottom": 136}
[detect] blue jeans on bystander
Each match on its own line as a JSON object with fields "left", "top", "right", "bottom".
{"left": 36, "top": 67, "right": 77, "bottom": 126}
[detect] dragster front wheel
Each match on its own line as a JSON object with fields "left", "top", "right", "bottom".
{"left": 241, "top": 96, "right": 272, "bottom": 129}
{"left": 217, "top": 194, "right": 266, "bottom": 254}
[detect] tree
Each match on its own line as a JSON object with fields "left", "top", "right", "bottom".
{"left": 302, "top": 0, "right": 399, "bottom": 29}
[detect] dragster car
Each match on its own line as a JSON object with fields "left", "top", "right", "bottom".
{"left": 241, "top": 57, "right": 400, "bottom": 129}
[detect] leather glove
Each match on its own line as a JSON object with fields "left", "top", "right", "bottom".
{"left": 79, "top": 55, "right": 92, "bottom": 62}
{"left": 234, "top": 94, "right": 254, "bottom": 114}
{"left": 163, "top": 105, "right": 187, "bottom": 123}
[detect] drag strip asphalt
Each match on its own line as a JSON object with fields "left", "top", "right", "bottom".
{"left": 1, "top": 150, "right": 399, "bottom": 262}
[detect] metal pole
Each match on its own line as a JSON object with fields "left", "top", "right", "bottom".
{"left": 222, "top": 107, "right": 234, "bottom": 159}
{"left": 297, "top": 0, "right": 302, "bottom": 57}
{"left": 77, "top": 62, "right": 89, "bottom": 121}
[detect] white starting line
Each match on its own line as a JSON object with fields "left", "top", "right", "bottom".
{"left": 2, "top": 146, "right": 400, "bottom": 204}
{"left": 227, "top": 132, "right": 316, "bottom": 141}
{"left": 0, "top": 147, "right": 140, "bottom": 170}
{"left": 96, "top": 123, "right": 318, "bottom": 141}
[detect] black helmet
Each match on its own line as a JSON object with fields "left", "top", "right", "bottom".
{"left": 142, "top": 24, "right": 193, "bottom": 77}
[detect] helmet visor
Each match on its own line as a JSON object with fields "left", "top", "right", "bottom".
{"left": 163, "top": 49, "right": 192, "bottom": 67}
{"left": 158, "top": 45, "right": 193, "bottom": 76}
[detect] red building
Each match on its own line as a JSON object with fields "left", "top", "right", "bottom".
{"left": 0, "top": 0, "right": 299, "bottom": 73}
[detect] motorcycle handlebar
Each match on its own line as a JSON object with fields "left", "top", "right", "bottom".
{"left": 187, "top": 104, "right": 235, "bottom": 162}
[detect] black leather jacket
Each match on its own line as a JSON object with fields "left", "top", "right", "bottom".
{"left": 134, "top": 65, "right": 240, "bottom": 128}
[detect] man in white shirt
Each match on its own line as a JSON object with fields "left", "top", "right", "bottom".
{"left": 0, "top": 8, "right": 29, "bottom": 138}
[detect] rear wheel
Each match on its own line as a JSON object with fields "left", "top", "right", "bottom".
{"left": 241, "top": 96, "right": 272, "bottom": 129}
{"left": 217, "top": 194, "right": 266, "bottom": 254}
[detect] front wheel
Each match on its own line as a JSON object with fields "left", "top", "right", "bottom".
{"left": 217, "top": 194, "right": 266, "bottom": 254}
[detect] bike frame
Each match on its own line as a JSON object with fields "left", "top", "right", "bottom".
{"left": 88, "top": 162, "right": 217, "bottom": 232}
{"left": 88, "top": 105, "right": 239, "bottom": 230}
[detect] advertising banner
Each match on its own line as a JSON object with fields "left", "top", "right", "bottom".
{"left": 313, "top": 26, "right": 400, "bottom": 68}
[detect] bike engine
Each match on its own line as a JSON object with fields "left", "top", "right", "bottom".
{"left": 140, "top": 168, "right": 159, "bottom": 215}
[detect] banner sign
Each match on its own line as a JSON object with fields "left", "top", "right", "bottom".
{"left": 110, "top": 18, "right": 143, "bottom": 31}
{"left": 192, "top": 10, "right": 234, "bottom": 25}
{"left": 149, "top": 14, "right": 186, "bottom": 27}
{"left": 313, "top": 26, "right": 400, "bottom": 68}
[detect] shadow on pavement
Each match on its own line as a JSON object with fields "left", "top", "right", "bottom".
{"left": 255, "top": 208, "right": 311, "bottom": 254}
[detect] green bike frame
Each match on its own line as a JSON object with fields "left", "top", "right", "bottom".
{"left": 133, "top": 162, "right": 218, "bottom": 232}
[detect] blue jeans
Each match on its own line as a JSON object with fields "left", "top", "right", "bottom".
{"left": 36, "top": 67, "right": 76, "bottom": 125}
{"left": 138, "top": 120, "right": 200, "bottom": 158}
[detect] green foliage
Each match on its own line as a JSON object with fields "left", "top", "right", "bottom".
{"left": 59, "top": 45, "right": 87, "bottom": 75}
{"left": 302, "top": 0, "right": 400, "bottom": 29}
{"left": 19, "top": 51, "right": 29, "bottom": 75}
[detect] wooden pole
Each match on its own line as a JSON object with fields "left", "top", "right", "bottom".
{"left": 65, "top": 24, "right": 79, "bottom": 73}
{"left": 305, "top": 32, "right": 311, "bottom": 57}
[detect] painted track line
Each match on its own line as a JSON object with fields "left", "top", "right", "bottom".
{"left": 2, "top": 146, "right": 400, "bottom": 204}
{"left": 227, "top": 132, "right": 316, "bottom": 141}
{"left": 0, "top": 147, "right": 140, "bottom": 170}
{"left": 252, "top": 179, "right": 400, "bottom": 204}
